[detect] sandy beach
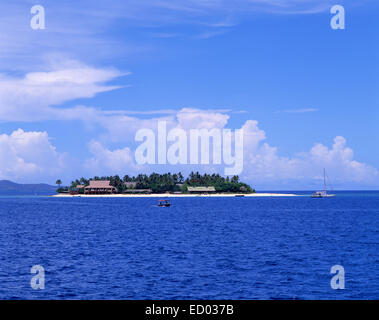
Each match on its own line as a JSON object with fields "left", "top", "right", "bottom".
{"left": 52, "top": 193, "right": 299, "bottom": 198}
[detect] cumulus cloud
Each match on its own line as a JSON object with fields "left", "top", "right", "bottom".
{"left": 98, "top": 114, "right": 175, "bottom": 143}
{"left": 84, "top": 109, "right": 379, "bottom": 188}
{"left": 0, "top": 63, "right": 376, "bottom": 188}
{"left": 307, "top": 136, "right": 379, "bottom": 183}
{"left": 241, "top": 121, "right": 379, "bottom": 188}
{"left": 84, "top": 140, "right": 140, "bottom": 176}
{"left": 80, "top": 107, "right": 231, "bottom": 144}
{"left": 241, "top": 120, "right": 266, "bottom": 151}
{"left": 0, "top": 109, "right": 378, "bottom": 188}
{"left": 176, "top": 108, "right": 229, "bottom": 130}
{"left": 0, "top": 129, "right": 67, "bottom": 182}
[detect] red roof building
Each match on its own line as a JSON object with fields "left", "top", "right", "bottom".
{"left": 84, "top": 181, "right": 117, "bottom": 194}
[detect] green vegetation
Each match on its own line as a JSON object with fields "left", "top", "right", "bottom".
{"left": 66, "top": 172, "right": 255, "bottom": 194}
{"left": 55, "top": 179, "right": 68, "bottom": 193}
{"left": 181, "top": 172, "right": 254, "bottom": 193}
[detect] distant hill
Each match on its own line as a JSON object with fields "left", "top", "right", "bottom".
{"left": 0, "top": 180, "right": 57, "bottom": 195}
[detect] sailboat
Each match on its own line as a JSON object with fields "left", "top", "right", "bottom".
{"left": 311, "top": 168, "right": 335, "bottom": 198}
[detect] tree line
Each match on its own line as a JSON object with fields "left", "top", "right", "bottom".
{"left": 58, "top": 172, "right": 255, "bottom": 194}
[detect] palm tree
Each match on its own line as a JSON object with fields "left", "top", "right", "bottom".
{"left": 56, "top": 179, "right": 62, "bottom": 188}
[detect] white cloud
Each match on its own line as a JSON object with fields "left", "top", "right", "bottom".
{"left": 0, "top": 110, "right": 378, "bottom": 188}
{"left": 84, "top": 140, "right": 140, "bottom": 176}
{"left": 118, "top": 0, "right": 343, "bottom": 16}
{"left": 0, "top": 129, "right": 67, "bottom": 183}
{"left": 176, "top": 108, "right": 229, "bottom": 130}
{"left": 241, "top": 121, "right": 379, "bottom": 188}
{"left": 194, "top": 30, "right": 229, "bottom": 39}
{"left": 80, "top": 107, "right": 231, "bottom": 144}
{"left": 87, "top": 109, "right": 379, "bottom": 188}
{"left": 1, "top": 0, "right": 367, "bottom": 70}
{"left": 0, "top": 59, "right": 125, "bottom": 121}
{"left": 0, "top": 63, "right": 376, "bottom": 188}
{"left": 241, "top": 120, "right": 266, "bottom": 151}
{"left": 307, "top": 136, "right": 379, "bottom": 184}
{"left": 82, "top": 109, "right": 379, "bottom": 188}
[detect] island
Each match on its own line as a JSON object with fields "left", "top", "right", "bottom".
{"left": 53, "top": 172, "right": 298, "bottom": 197}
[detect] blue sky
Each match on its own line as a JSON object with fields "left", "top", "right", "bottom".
{"left": 0, "top": 0, "right": 378, "bottom": 189}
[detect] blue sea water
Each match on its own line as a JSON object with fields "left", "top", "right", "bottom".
{"left": 0, "top": 191, "right": 378, "bottom": 300}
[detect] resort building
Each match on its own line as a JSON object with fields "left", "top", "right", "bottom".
{"left": 69, "top": 184, "right": 85, "bottom": 195}
{"left": 84, "top": 180, "right": 117, "bottom": 194}
{"left": 187, "top": 186, "right": 216, "bottom": 193}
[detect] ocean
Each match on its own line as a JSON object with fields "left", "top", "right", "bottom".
{"left": 0, "top": 191, "right": 378, "bottom": 299}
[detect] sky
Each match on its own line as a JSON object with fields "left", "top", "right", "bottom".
{"left": 0, "top": 0, "right": 378, "bottom": 190}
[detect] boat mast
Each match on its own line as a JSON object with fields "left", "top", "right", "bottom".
{"left": 323, "top": 168, "right": 326, "bottom": 193}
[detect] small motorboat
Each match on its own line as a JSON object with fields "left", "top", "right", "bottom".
{"left": 158, "top": 200, "right": 171, "bottom": 207}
